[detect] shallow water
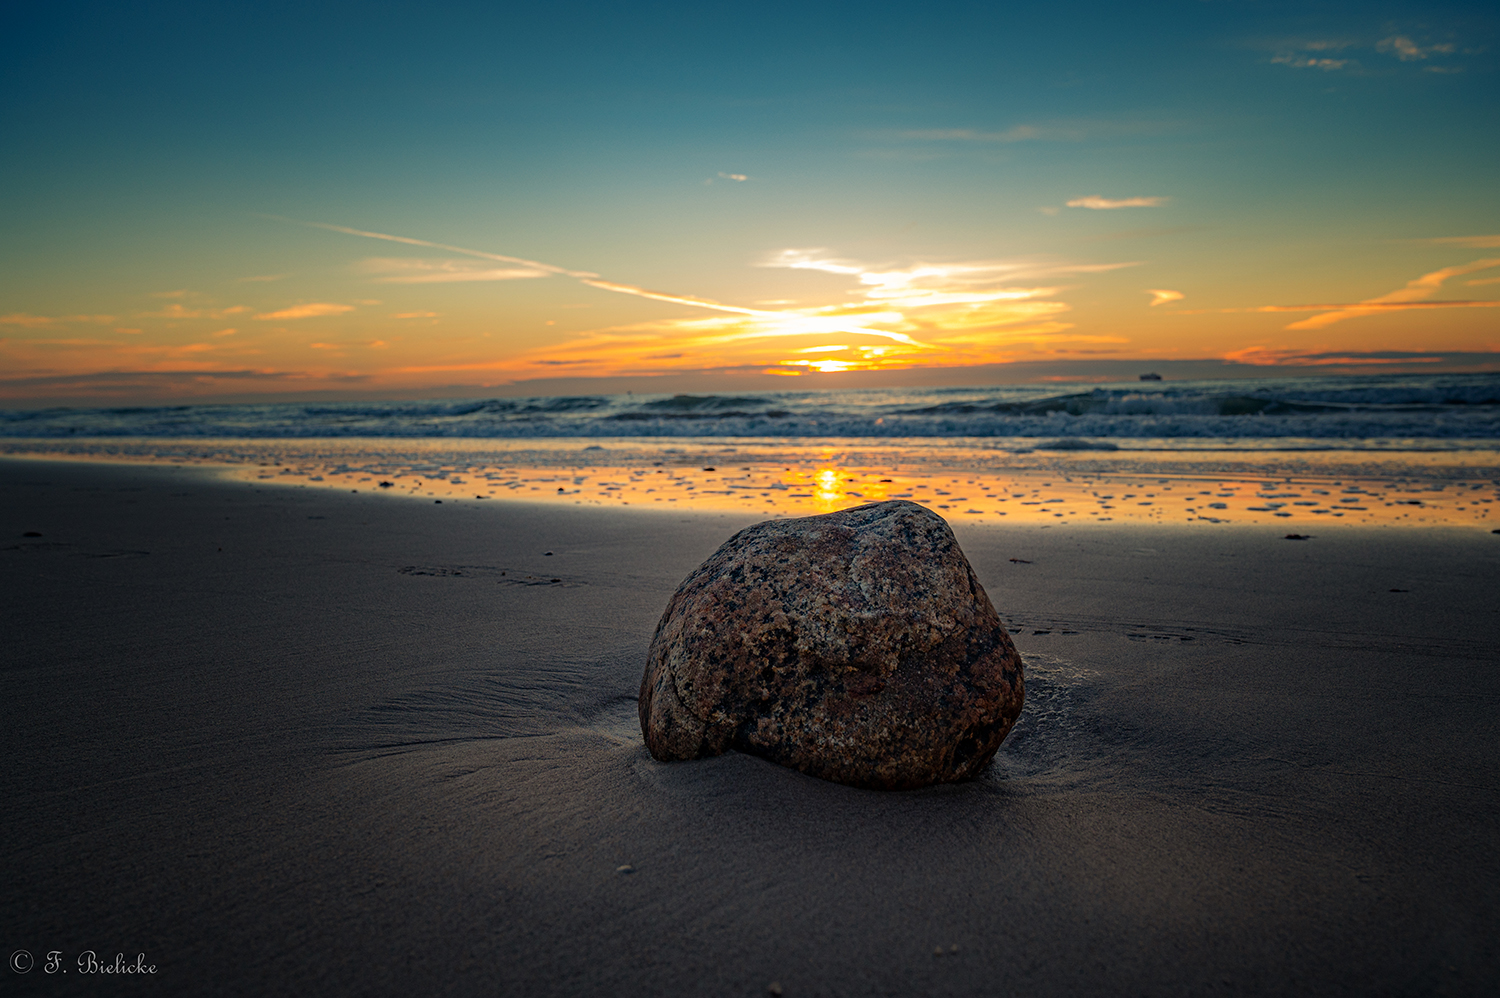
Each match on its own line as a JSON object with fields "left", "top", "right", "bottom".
{"left": 5, "top": 435, "right": 1497, "bottom": 530}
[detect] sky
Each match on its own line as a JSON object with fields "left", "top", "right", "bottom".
{"left": 2, "top": 0, "right": 1497, "bottom": 405}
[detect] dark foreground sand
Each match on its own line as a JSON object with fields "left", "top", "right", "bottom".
{"left": 3, "top": 457, "right": 1498, "bottom": 997}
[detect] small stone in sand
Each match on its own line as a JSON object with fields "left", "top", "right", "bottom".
{"left": 639, "top": 500, "right": 1024, "bottom": 790}
{"left": 1284, "top": 534, "right": 1311, "bottom": 540}
{"left": 23, "top": 531, "right": 42, "bottom": 537}
{"left": 615, "top": 864, "right": 634, "bottom": 874}
{"left": 767, "top": 983, "right": 782, "bottom": 997}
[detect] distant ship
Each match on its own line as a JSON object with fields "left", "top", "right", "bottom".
{"left": 1139, "top": 372, "right": 1162, "bottom": 381}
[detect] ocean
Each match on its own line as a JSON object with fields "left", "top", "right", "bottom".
{"left": 4, "top": 372, "right": 1499, "bottom": 449}
{"left": 3, "top": 373, "right": 1497, "bottom": 530}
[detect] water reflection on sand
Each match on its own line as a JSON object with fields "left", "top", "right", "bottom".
{"left": 5, "top": 437, "right": 1498, "bottom": 529}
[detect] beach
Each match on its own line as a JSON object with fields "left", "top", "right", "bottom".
{"left": 3, "top": 453, "right": 1499, "bottom": 996}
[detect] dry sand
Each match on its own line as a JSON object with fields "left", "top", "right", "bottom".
{"left": 3, "top": 456, "right": 1498, "bottom": 996}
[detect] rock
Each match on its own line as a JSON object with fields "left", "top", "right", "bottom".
{"left": 638, "top": 500, "right": 1024, "bottom": 790}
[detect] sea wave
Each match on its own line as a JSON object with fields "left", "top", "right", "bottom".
{"left": 3, "top": 373, "right": 1499, "bottom": 444}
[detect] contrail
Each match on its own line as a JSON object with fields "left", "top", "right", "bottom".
{"left": 260, "top": 216, "right": 596, "bottom": 278}
{"left": 271, "top": 215, "right": 927, "bottom": 346}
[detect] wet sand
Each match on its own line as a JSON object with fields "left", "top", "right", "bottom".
{"left": 3, "top": 456, "right": 1499, "bottom": 996}
{"left": 4, "top": 436, "right": 1497, "bottom": 530}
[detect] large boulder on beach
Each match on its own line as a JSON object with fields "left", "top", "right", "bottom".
{"left": 639, "top": 500, "right": 1024, "bottom": 790}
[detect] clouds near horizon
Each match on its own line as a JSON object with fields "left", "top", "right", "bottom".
{"left": 254, "top": 303, "right": 357, "bottom": 321}
{"left": 1, "top": 1, "right": 1496, "bottom": 403}
{"left": 1066, "top": 196, "right": 1169, "bottom": 210}
{"left": 1283, "top": 258, "right": 1500, "bottom": 330}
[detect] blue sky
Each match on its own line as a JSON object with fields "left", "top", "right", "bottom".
{"left": 2, "top": 0, "right": 1496, "bottom": 403}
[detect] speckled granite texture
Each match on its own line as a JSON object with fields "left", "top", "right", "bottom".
{"left": 639, "top": 500, "right": 1024, "bottom": 789}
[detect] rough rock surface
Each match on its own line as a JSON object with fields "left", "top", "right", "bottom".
{"left": 639, "top": 500, "right": 1024, "bottom": 790}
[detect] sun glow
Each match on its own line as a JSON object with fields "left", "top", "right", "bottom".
{"left": 502, "top": 253, "right": 1126, "bottom": 377}
{"left": 284, "top": 223, "right": 1135, "bottom": 380}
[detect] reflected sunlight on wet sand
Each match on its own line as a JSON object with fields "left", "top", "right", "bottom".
{"left": 7, "top": 437, "right": 1495, "bottom": 531}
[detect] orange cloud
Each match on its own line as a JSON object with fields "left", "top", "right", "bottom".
{"left": 1, "top": 313, "right": 117, "bottom": 327}
{"left": 1146, "top": 289, "right": 1184, "bottom": 306}
{"left": 1284, "top": 258, "right": 1500, "bottom": 329}
{"left": 139, "top": 303, "right": 252, "bottom": 319}
{"left": 254, "top": 303, "right": 356, "bottom": 320}
{"left": 1424, "top": 235, "right": 1500, "bottom": 249}
{"left": 1225, "top": 347, "right": 1445, "bottom": 366}
{"left": 289, "top": 218, "right": 1140, "bottom": 378}
{"left": 501, "top": 250, "right": 1130, "bottom": 377}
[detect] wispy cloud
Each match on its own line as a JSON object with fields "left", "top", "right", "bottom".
{"left": 358, "top": 257, "right": 553, "bottom": 283}
{"left": 1173, "top": 259, "right": 1500, "bottom": 328}
{"left": 1066, "top": 195, "right": 1169, "bottom": 210}
{"left": 1263, "top": 37, "right": 1356, "bottom": 71}
{"left": 1267, "top": 34, "right": 1459, "bottom": 72}
{"left": 1282, "top": 258, "right": 1500, "bottom": 329}
{"left": 0, "top": 367, "right": 375, "bottom": 402}
{"left": 1224, "top": 347, "right": 1446, "bottom": 367}
{"left": 254, "top": 303, "right": 356, "bottom": 320}
{"left": 1422, "top": 235, "right": 1500, "bottom": 249}
{"left": 1082, "top": 226, "right": 1206, "bottom": 242}
{"left": 0, "top": 336, "right": 255, "bottom": 379}
{"left": 513, "top": 252, "right": 1135, "bottom": 375}
{"left": 308, "top": 340, "right": 386, "bottom": 352}
{"left": 717, "top": 172, "right": 749, "bottom": 182}
{"left": 1271, "top": 54, "right": 1351, "bottom": 71}
{"left": 877, "top": 120, "right": 1175, "bottom": 145}
{"left": 138, "top": 303, "right": 253, "bottom": 320}
{"left": 1147, "top": 289, "right": 1184, "bottom": 307}
{"left": 1, "top": 313, "right": 117, "bottom": 328}
{"left": 1377, "top": 36, "right": 1455, "bottom": 61}
{"left": 893, "top": 125, "right": 1067, "bottom": 143}
{"left": 291, "top": 218, "right": 1138, "bottom": 377}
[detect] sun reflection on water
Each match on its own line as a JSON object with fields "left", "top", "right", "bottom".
{"left": 5, "top": 438, "right": 1496, "bottom": 531}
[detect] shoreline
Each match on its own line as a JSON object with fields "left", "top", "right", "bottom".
{"left": 4, "top": 457, "right": 1499, "bottom": 996}
{"left": 4, "top": 439, "right": 1498, "bottom": 531}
